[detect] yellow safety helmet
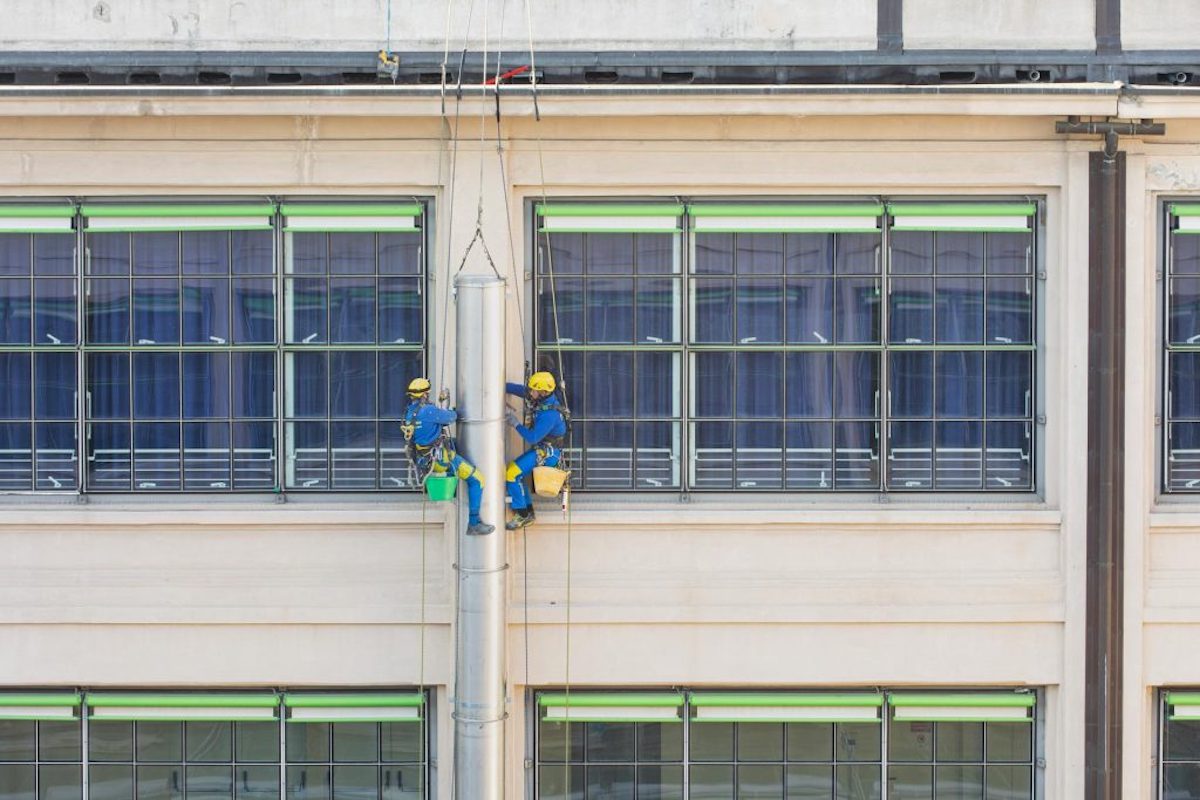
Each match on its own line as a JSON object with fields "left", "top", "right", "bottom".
{"left": 527, "top": 371, "right": 556, "bottom": 393}
{"left": 407, "top": 377, "right": 432, "bottom": 397}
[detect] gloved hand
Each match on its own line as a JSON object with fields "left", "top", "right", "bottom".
{"left": 505, "top": 410, "right": 522, "bottom": 428}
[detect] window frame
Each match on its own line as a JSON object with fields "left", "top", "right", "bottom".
{"left": 530, "top": 197, "right": 1044, "bottom": 495}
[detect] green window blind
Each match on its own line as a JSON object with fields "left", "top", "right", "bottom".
{"left": 86, "top": 693, "right": 280, "bottom": 721}
{"left": 0, "top": 692, "right": 81, "bottom": 721}
{"left": 1171, "top": 204, "right": 1200, "bottom": 234}
{"left": 536, "top": 204, "right": 684, "bottom": 234}
{"left": 0, "top": 205, "right": 76, "bottom": 234}
{"left": 283, "top": 692, "right": 424, "bottom": 722}
{"left": 1166, "top": 691, "right": 1200, "bottom": 720}
{"left": 689, "top": 204, "right": 883, "bottom": 233}
{"left": 281, "top": 203, "right": 423, "bottom": 232}
{"left": 82, "top": 204, "right": 276, "bottom": 232}
{"left": 538, "top": 692, "right": 685, "bottom": 723}
{"left": 889, "top": 692, "right": 1035, "bottom": 722}
{"left": 689, "top": 692, "right": 884, "bottom": 723}
{"left": 887, "top": 202, "right": 1036, "bottom": 233}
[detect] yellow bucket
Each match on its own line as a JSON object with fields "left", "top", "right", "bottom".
{"left": 424, "top": 474, "right": 458, "bottom": 501}
{"left": 532, "top": 466, "right": 571, "bottom": 497}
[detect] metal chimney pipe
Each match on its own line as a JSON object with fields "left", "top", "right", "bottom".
{"left": 453, "top": 274, "right": 507, "bottom": 799}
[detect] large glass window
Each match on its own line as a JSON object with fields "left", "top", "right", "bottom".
{"left": 534, "top": 691, "right": 1036, "bottom": 799}
{"left": 0, "top": 703, "right": 82, "bottom": 800}
{"left": 1162, "top": 692, "right": 1200, "bottom": 799}
{"left": 1165, "top": 204, "right": 1200, "bottom": 491}
{"left": 533, "top": 201, "right": 1039, "bottom": 492}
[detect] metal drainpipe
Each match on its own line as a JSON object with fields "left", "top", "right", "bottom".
{"left": 1085, "top": 128, "right": 1125, "bottom": 800}
{"left": 453, "top": 274, "right": 508, "bottom": 799}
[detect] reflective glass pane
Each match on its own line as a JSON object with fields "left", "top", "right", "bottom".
{"left": 379, "top": 766, "right": 420, "bottom": 800}
{"left": 133, "top": 278, "right": 180, "bottom": 344}
{"left": 985, "top": 723, "right": 1031, "bottom": 763}
{"left": 636, "top": 766, "right": 682, "bottom": 800}
{"left": 541, "top": 233, "right": 584, "bottom": 275}
{"left": 331, "top": 421, "right": 376, "bottom": 488}
{"left": 237, "top": 722, "right": 280, "bottom": 763}
{"left": 786, "top": 723, "right": 832, "bottom": 761}
{"left": 636, "top": 421, "right": 679, "bottom": 488}
{"left": 834, "top": 353, "right": 879, "bottom": 419}
{"left": 288, "top": 352, "right": 327, "bottom": 418}
{"left": 287, "top": 724, "right": 330, "bottom": 763}
{"left": 936, "top": 351, "right": 983, "bottom": 418}
{"left": 332, "top": 723, "right": 377, "bottom": 762}
{"left": 835, "top": 765, "right": 881, "bottom": 800}
{"left": 333, "top": 767, "right": 376, "bottom": 800}
{"left": 890, "top": 720, "right": 935, "bottom": 762}
{"left": 538, "top": 720, "right": 584, "bottom": 763}
{"left": 936, "top": 420, "right": 983, "bottom": 489}
{"left": 132, "top": 232, "right": 178, "bottom": 275}
{"left": 689, "top": 722, "right": 734, "bottom": 762}
{"left": 134, "top": 422, "right": 181, "bottom": 489}
{"left": 232, "top": 230, "right": 273, "bottom": 276}
{"left": 836, "top": 278, "right": 880, "bottom": 343}
{"left": 183, "top": 422, "right": 232, "bottom": 490}
{"left": 580, "top": 420, "right": 633, "bottom": 489}
{"left": 785, "top": 233, "right": 833, "bottom": 275}
{"left": 183, "top": 352, "right": 230, "bottom": 419}
{"left": 330, "top": 352, "right": 376, "bottom": 418}
{"left": 937, "top": 722, "right": 983, "bottom": 761}
{"left": 636, "top": 233, "right": 675, "bottom": 275}
{"left": 1177, "top": 233, "right": 1200, "bottom": 274}
{"left": 539, "top": 277, "right": 583, "bottom": 344}
{"left": 233, "top": 352, "right": 275, "bottom": 418}
{"left": 289, "top": 422, "right": 328, "bottom": 488}
{"left": 936, "top": 277, "right": 984, "bottom": 343}
{"left": 835, "top": 422, "right": 883, "bottom": 491}
{"left": 736, "top": 278, "right": 784, "bottom": 344}
{"left": 786, "top": 421, "right": 835, "bottom": 489}
{"left": 329, "top": 233, "right": 374, "bottom": 275}
{"left": 587, "top": 277, "right": 634, "bottom": 343}
{"left": 737, "top": 352, "right": 783, "bottom": 418}
{"left": 636, "top": 352, "right": 676, "bottom": 418}
{"left": 0, "top": 721, "right": 34, "bottom": 760}
{"left": 986, "top": 278, "right": 1032, "bottom": 344}
{"left": 36, "top": 234, "right": 76, "bottom": 276}
{"left": 35, "top": 352, "right": 76, "bottom": 419}
{"left": 692, "top": 352, "right": 733, "bottom": 417}
{"left": 238, "top": 767, "right": 279, "bottom": 800}
{"left": 289, "top": 234, "right": 327, "bottom": 275}
{"left": 937, "top": 231, "right": 985, "bottom": 274}
{"left": 286, "top": 279, "right": 327, "bottom": 344}
{"left": 836, "top": 234, "right": 879, "bottom": 274}
{"left": 985, "top": 765, "right": 1031, "bottom": 799}
{"left": 986, "top": 421, "right": 1031, "bottom": 489}
{"left": 585, "top": 352, "right": 633, "bottom": 417}
{"left": 736, "top": 233, "right": 784, "bottom": 274}
{"left": 138, "top": 722, "right": 183, "bottom": 761}
{"left": 1172, "top": 353, "right": 1200, "bottom": 420}
{"left": 0, "top": 423, "right": 32, "bottom": 489}
{"left": 689, "top": 765, "right": 734, "bottom": 799}
{"left": 785, "top": 277, "right": 833, "bottom": 344}
{"left": 637, "top": 722, "right": 682, "bottom": 762}
{"left": 88, "top": 234, "right": 130, "bottom": 276}
{"left": 889, "top": 351, "right": 933, "bottom": 418}
{"left": 133, "top": 352, "right": 180, "bottom": 419}
{"left": 0, "top": 766, "right": 34, "bottom": 800}
{"left": 0, "top": 235, "right": 31, "bottom": 276}
{"left": 892, "top": 232, "right": 933, "bottom": 275}
{"left": 537, "top": 765, "right": 583, "bottom": 800}
{"left": 836, "top": 723, "right": 881, "bottom": 762}
{"left": 985, "top": 352, "right": 1032, "bottom": 419}
{"left": 183, "top": 278, "right": 231, "bottom": 345}
{"left": 694, "top": 233, "right": 733, "bottom": 276}
{"left": 0, "top": 353, "right": 30, "bottom": 418}
{"left": 636, "top": 278, "right": 678, "bottom": 343}
{"left": 37, "top": 234, "right": 76, "bottom": 276}
{"left": 737, "top": 422, "right": 784, "bottom": 488}
{"left": 378, "top": 278, "right": 421, "bottom": 345}
{"left": 285, "top": 766, "right": 329, "bottom": 800}
{"left": 378, "top": 233, "right": 421, "bottom": 275}
{"left": 0, "top": 279, "right": 31, "bottom": 344}
{"left": 233, "top": 421, "right": 275, "bottom": 489}
{"left": 692, "top": 279, "right": 733, "bottom": 343}
{"left": 786, "top": 353, "right": 833, "bottom": 418}
{"left": 38, "top": 721, "right": 81, "bottom": 762}
{"left": 328, "top": 278, "right": 374, "bottom": 343}
{"left": 232, "top": 279, "right": 275, "bottom": 344}
{"left": 188, "top": 767, "right": 234, "bottom": 800}
{"left": 182, "top": 231, "right": 230, "bottom": 275}
{"left": 888, "top": 765, "right": 932, "bottom": 799}
{"left": 739, "top": 765, "right": 784, "bottom": 799}
{"left": 89, "top": 765, "right": 131, "bottom": 800}
{"left": 739, "top": 722, "right": 784, "bottom": 760}
{"left": 88, "top": 353, "right": 130, "bottom": 418}
{"left": 987, "top": 233, "right": 1031, "bottom": 275}
{"left": 786, "top": 765, "right": 832, "bottom": 799}
{"left": 588, "top": 233, "right": 634, "bottom": 274}
{"left": 935, "top": 765, "right": 982, "bottom": 800}
{"left": 36, "top": 423, "right": 78, "bottom": 490}
{"left": 377, "top": 351, "right": 421, "bottom": 420}
{"left": 34, "top": 278, "right": 77, "bottom": 345}
{"left": 87, "top": 279, "right": 130, "bottom": 344}
{"left": 585, "top": 722, "right": 634, "bottom": 762}
{"left": 1172, "top": 277, "right": 1200, "bottom": 344}
{"left": 889, "top": 278, "right": 933, "bottom": 344}
{"left": 88, "top": 722, "right": 133, "bottom": 761}
{"left": 889, "top": 420, "right": 934, "bottom": 489}
{"left": 187, "top": 722, "right": 233, "bottom": 761}
{"left": 380, "top": 723, "right": 421, "bottom": 763}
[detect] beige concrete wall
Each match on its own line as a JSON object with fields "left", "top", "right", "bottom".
{"left": 0, "top": 0, "right": 876, "bottom": 52}
{"left": 903, "top": 0, "right": 1094, "bottom": 50}
{"left": 0, "top": 101, "right": 1113, "bottom": 799}
{"left": 1124, "top": 0, "right": 1200, "bottom": 49}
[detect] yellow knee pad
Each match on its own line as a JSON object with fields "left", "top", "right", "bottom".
{"left": 456, "top": 461, "right": 482, "bottom": 486}
{"left": 505, "top": 461, "right": 523, "bottom": 482}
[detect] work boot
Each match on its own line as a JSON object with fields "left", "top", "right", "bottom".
{"left": 505, "top": 509, "right": 535, "bottom": 530}
{"left": 466, "top": 520, "right": 495, "bottom": 535}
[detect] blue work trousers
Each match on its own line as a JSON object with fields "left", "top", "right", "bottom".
{"left": 429, "top": 451, "right": 485, "bottom": 525}
{"left": 505, "top": 445, "right": 560, "bottom": 512}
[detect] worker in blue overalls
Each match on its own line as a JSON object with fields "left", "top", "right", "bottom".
{"left": 402, "top": 377, "right": 494, "bottom": 535}
{"left": 503, "top": 371, "right": 568, "bottom": 530}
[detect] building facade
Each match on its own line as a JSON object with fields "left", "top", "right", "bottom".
{"left": 1, "top": 1, "right": 1200, "bottom": 798}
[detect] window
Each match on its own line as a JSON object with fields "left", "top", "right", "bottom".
{"left": 1162, "top": 691, "right": 1200, "bottom": 798}
{"left": 1165, "top": 204, "right": 1200, "bottom": 491}
{"left": 0, "top": 199, "right": 429, "bottom": 494}
{"left": 0, "top": 692, "right": 429, "bottom": 800}
{"left": 533, "top": 200, "right": 1039, "bottom": 492}
{"left": 533, "top": 690, "right": 1036, "bottom": 799}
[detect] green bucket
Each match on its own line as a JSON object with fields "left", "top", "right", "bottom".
{"left": 424, "top": 475, "right": 458, "bottom": 501}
